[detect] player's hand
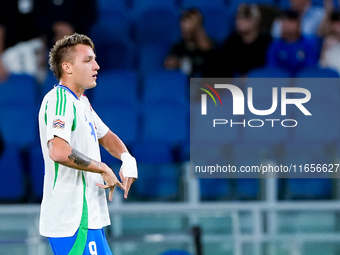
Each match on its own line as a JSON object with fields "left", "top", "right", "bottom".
{"left": 120, "top": 152, "right": 138, "bottom": 199}
{"left": 119, "top": 170, "right": 136, "bottom": 199}
{"left": 96, "top": 163, "right": 125, "bottom": 201}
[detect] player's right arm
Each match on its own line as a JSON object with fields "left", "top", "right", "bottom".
{"left": 44, "top": 89, "right": 124, "bottom": 200}
{"left": 48, "top": 135, "right": 125, "bottom": 201}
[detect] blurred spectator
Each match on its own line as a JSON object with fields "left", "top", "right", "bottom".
{"left": 319, "top": 10, "right": 340, "bottom": 74}
{"left": 258, "top": 5, "right": 282, "bottom": 35}
{"left": 0, "top": 0, "right": 97, "bottom": 84}
{"left": 271, "top": 0, "right": 324, "bottom": 38}
{"left": 267, "top": 10, "right": 318, "bottom": 76}
{"left": 164, "top": 9, "right": 215, "bottom": 77}
{"left": 217, "top": 4, "right": 272, "bottom": 78}
{"left": 0, "top": 0, "right": 45, "bottom": 82}
{"left": 318, "top": 0, "right": 339, "bottom": 37}
{"left": 34, "top": 0, "right": 98, "bottom": 46}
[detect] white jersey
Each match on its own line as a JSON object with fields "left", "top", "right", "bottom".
{"left": 38, "top": 85, "right": 110, "bottom": 237}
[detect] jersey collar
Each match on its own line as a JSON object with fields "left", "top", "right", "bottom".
{"left": 56, "top": 85, "right": 79, "bottom": 100}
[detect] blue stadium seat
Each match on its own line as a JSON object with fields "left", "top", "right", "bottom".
{"left": 241, "top": 109, "right": 290, "bottom": 146}
{"left": 279, "top": 0, "right": 328, "bottom": 8}
{"left": 244, "top": 76, "right": 290, "bottom": 102}
{"left": 141, "top": 103, "right": 188, "bottom": 145}
{"left": 179, "top": 139, "right": 190, "bottom": 161}
{"left": 243, "top": 113, "right": 289, "bottom": 145}
{"left": 131, "top": 142, "right": 173, "bottom": 164}
{"left": 41, "top": 71, "right": 58, "bottom": 98}
{"left": 294, "top": 78, "right": 340, "bottom": 103}
{"left": 0, "top": 146, "right": 25, "bottom": 201}
{"left": 190, "top": 92, "right": 240, "bottom": 147}
{"left": 138, "top": 43, "right": 172, "bottom": 74}
{"left": 285, "top": 100, "right": 339, "bottom": 203}
{"left": 132, "top": 163, "right": 180, "bottom": 201}
{"left": 134, "top": 8, "right": 180, "bottom": 45}
{"left": 181, "top": 0, "right": 225, "bottom": 8}
{"left": 233, "top": 143, "right": 273, "bottom": 169}
{"left": 200, "top": 178, "right": 232, "bottom": 200}
{"left": 99, "top": 146, "right": 121, "bottom": 168}
{"left": 94, "top": 38, "right": 136, "bottom": 71}
{"left": 132, "top": 0, "right": 177, "bottom": 12}
{"left": 179, "top": 2, "right": 231, "bottom": 43}
{"left": 247, "top": 66, "right": 291, "bottom": 78}
{"left": 292, "top": 100, "right": 340, "bottom": 145}
{"left": 97, "top": 103, "right": 139, "bottom": 167}
{"left": 235, "top": 178, "right": 260, "bottom": 200}
{"left": 296, "top": 66, "right": 340, "bottom": 78}
{"left": 0, "top": 74, "right": 37, "bottom": 107}
{"left": 284, "top": 144, "right": 333, "bottom": 168}
{"left": 200, "top": 7, "right": 232, "bottom": 43}
{"left": 94, "top": 104, "right": 139, "bottom": 146}
{"left": 282, "top": 145, "right": 333, "bottom": 200}
{"left": 92, "top": 13, "right": 131, "bottom": 42}
{"left": 242, "top": 77, "right": 291, "bottom": 146}
{"left": 29, "top": 144, "right": 44, "bottom": 201}
{"left": 295, "top": 68, "right": 340, "bottom": 113}
{"left": 232, "top": 145, "right": 266, "bottom": 200}
{"left": 229, "top": 0, "right": 275, "bottom": 15}
{"left": 90, "top": 22, "right": 136, "bottom": 70}
{"left": 97, "top": 0, "right": 127, "bottom": 13}
{"left": 143, "top": 70, "right": 188, "bottom": 105}
{"left": 190, "top": 86, "right": 238, "bottom": 174}
{"left": 278, "top": 0, "right": 291, "bottom": 8}
{"left": 285, "top": 178, "right": 332, "bottom": 200}
{"left": 0, "top": 106, "right": 37, "bottom": 149}
{"left": 92, "top": 69, "right": 139, "bottom": 107}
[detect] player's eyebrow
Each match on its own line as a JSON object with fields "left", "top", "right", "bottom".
{"left": 84, "top": 55, "right": 96, "bottom": 61}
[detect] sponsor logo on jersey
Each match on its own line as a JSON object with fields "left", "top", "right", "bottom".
{"left": 53, "top": 119, "right": 65, "bottom": 129}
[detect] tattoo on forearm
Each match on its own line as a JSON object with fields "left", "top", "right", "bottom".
{"left": 93, "top": 160, "right": 101, "bottom": 168}
{"left": 68, "top": 149, "right": 91, "bottom": 168}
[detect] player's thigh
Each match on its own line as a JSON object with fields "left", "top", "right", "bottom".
{"left": 48, "top": 231, "right": 78, "bottom": 255}
{"left": 85, "top": 229, "right": 112, "bottom": 255}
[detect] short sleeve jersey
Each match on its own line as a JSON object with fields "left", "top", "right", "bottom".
{"left": 38, "top": 85, "right": 110, "bottom": 238}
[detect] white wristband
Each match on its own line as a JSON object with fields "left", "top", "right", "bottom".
{"left": 120, "top": 152, "right": 138, "bottom": 178}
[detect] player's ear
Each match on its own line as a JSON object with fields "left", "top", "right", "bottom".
{"left": 62, "top": 62, "right": 72, "bottom": 75}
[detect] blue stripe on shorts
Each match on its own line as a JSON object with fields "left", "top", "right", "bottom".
{"left": 48, "top": 228, "right": 113, "bottom": 255}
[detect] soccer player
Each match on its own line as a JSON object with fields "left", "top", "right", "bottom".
{"left": 38, "top": 33, "right": 138, "bottom": 254}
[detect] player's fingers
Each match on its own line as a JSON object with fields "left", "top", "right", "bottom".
{"left": 115, "top": 180, "right": 126, "bottom": 191}
{"left": 96, "top": 183, "right": 110, "bottom": 189}
{"left": 121, "top": 176, "right": 128, "bottom": 188}
{"left": 124, "top": 178, "right": 135, "bottom": 199}
{"left": 109, "top": 185, "right": 116, "bottom": 202}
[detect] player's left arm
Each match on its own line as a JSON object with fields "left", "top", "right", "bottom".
{"left": 99, "top": 130, "right": 138, "bottom": 199}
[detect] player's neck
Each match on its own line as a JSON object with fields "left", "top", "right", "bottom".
{"left": 59, "top": 79, "right": 84, "bottom": 99}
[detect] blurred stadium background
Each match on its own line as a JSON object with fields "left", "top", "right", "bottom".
{"left": 1, "top": 0, "right": 340, "bottom": 254}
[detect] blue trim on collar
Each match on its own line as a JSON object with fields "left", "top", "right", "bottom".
{"left": 56, "top": 85, "right": 79, "bottom": 100}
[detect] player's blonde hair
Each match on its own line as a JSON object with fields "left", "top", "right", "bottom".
{"left": 49, "top": 33, "right": 95, "bottom": 81}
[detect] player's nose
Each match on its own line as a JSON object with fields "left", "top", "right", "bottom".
{"left": 94, "top": 60, "right": 100, "bottom": 71}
